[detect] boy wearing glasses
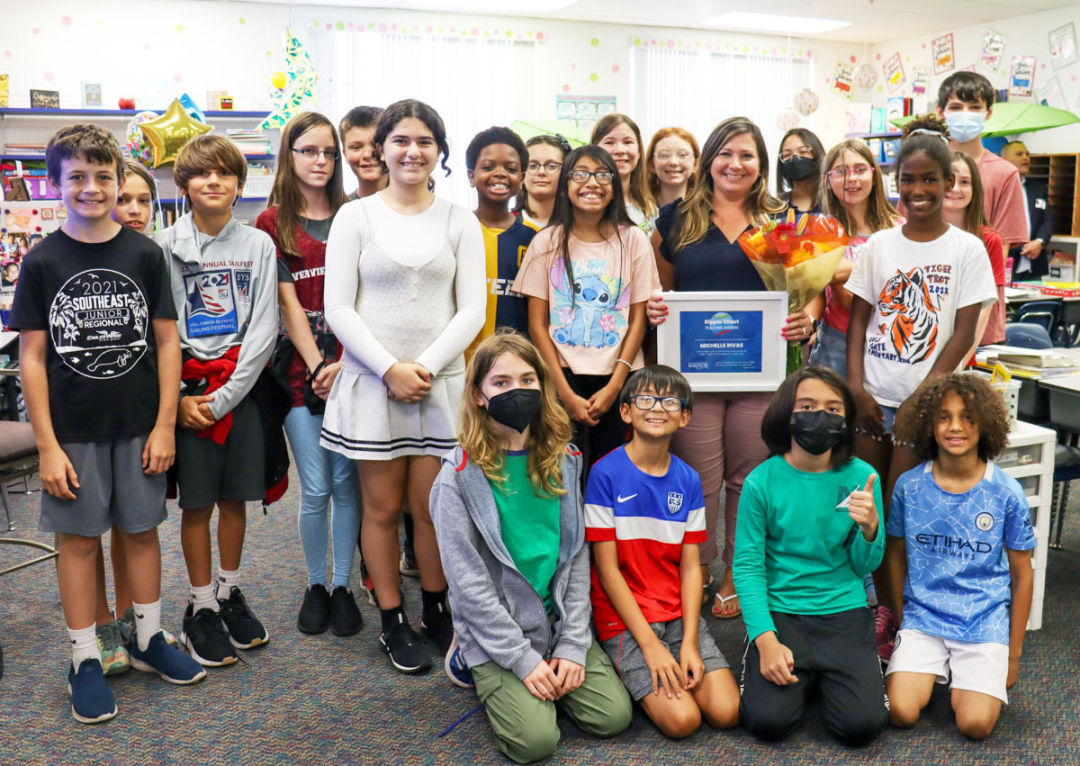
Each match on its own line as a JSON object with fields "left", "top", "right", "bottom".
{"left": 464, "top": 127, "right": 538, "bottom": 358}
{"left": 586, "top": 365, "right": 741, "bottom": 738}
{"left": 156, "top": 135, "right": 279, "bottom": 667}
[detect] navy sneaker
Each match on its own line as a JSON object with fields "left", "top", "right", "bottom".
{"left": 380, "top": 614, "right": 433, "bottom": 675}
{"left": 181, "top": 604, "right": 238, "bottom": 667}
{"left": 68, "top": 659, "right": 118, "bottom": 724}
{"left": 444, "top": 633, "right": 474, "bottom": 689}
{"left": 129, "top": 632, "right": 207, "bottom": 685}
{"left": 218, "top": 586, "right": 269, "bottom": 650}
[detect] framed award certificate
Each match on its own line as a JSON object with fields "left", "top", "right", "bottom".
{"left": 655, "top": 291, "right": 789, "bottom": 392}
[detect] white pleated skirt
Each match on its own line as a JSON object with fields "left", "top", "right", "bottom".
{"left": 319, "top": 368, "right": 463, "bottom": 461}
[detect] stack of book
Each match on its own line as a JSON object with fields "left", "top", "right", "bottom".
{"left": 225, "top": 129, "right": 273, "bottom": 158}
{"left": 3, "top": 142, "right": 47, "bottom": 157}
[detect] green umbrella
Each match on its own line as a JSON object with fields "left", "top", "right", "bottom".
{"left": 509, "top": 119, "right": 590, "bottom": 148}
{"left": 889, "top": 102, "right": 1079, "bottom": 137}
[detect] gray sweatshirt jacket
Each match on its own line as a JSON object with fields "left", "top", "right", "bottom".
{"left": 156, "top": 213, "right": 278, "bottom": 421}
{"left": 429, "top": 445, "right": 593, "bottom": 681}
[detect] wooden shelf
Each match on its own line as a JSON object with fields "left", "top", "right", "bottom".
{"left": 1031, "top": 153, "right": 1080, "bottom": 237}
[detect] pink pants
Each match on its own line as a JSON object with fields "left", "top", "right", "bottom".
{"left": 670, "top": 392, "right": 771, "bottom": 569}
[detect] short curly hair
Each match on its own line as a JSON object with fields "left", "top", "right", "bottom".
{"left": 893, "top": 373, "right": 1010, "bottom": 462}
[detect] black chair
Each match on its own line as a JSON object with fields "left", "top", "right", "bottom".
{"left": 1013, "top": 300, "right": 1063, "bottom": 345}
{"left": 1005, "top": 322, "right": 1055, "bottom": 349}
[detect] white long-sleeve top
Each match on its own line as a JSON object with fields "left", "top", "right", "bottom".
{"left": 323, "top": 193, "right": 486, "bottom": 379}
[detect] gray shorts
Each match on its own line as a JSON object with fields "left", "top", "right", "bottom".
{"left": 40, "top": 435, "right": 167, "bottom": 537}
{"left": 600, "top": 615, "right": 729, "bottom": 701}
{"left": 175, "top": 395, "right": 264, "bottom": 510}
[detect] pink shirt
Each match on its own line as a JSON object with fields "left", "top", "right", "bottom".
{"left": 978, "top": 151, "right": 1028, "bottom": 248}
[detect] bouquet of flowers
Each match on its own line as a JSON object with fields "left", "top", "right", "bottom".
{"left": 738, "top": 210, "right": 849, "bottom": 373}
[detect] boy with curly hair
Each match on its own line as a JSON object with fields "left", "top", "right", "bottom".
{"left": 884, "top": 373, "right": 1034, "bottom": 739}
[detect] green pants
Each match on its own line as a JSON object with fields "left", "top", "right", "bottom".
{"left": 472, "top": 641, "right": 632, "bottom": 764}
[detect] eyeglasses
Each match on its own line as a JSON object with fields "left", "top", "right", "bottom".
{"left": 569, "top": 169, "right": 615, "bottom": 185}
{"left": 527, "top": 161, "right": 563, "bottom": 174}
{"left": 779, "top": 149, "right": 814, "bottom": 162}
{"left": 654, "top": 150, "right": 694, "bottom": 162}
{"left": 292, "top": 148, "right": 340, "bottom": 161}
{"left": 629, "top": 394, "right": 686, "bottom": 412}
{"left": 827, "top": 165, "right": 874, "bottom": 180}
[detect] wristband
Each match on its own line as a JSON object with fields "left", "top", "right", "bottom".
{"left": 616, "top": 358, "right": 632, "bottom": 371}
{"left": 308, "top": 360, "right": 327, "bottom": 381}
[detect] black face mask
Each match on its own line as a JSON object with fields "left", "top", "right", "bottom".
{"left": 780, "top": 156, "right": 817, "bottom": 182}
{"left": 485, "top": 388, "right": 542, "bottom": 433}
{"left": 789, "top": 410, "right": 847, "bottom": 455}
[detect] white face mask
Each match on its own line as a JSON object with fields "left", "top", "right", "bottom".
{"left": 944, "top": 112, "right": 986, "bottom": 143}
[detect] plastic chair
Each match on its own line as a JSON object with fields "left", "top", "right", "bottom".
{"left": 1004, "top": 322, "right": 1054, "bottom": 349}
{"left": 1012, "top": 301, "right": 1063, "bottom": 344}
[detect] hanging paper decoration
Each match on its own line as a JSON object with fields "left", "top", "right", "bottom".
{"left": 912, "top": 67, "right": 930, "bottom": 96}
{"left": 1009, "top": 56, "right": 1036, "bottom": 98}
{"left": 125, "top": 111, "right": 160, "bottom": 168}
{"left": 883, "top": 52, "right": 905, "bottom": 94}
{"left": 794, "top": 88, "right": 820, "bottom": 116}
{"left": 139, "top": 99, "right": 213, "bottom": 168}
{"left": 259, "top": 29, "right": 318, "bottom": 131}
{"left": 776, "top": 110, "right": 800, "bottom": 132}
{"left": 833, "top": 61, "right": 854, "bottom": 94}
{"left": 932, "top": 34, "right": 955, "bottom": 75}
{"left": 853, "top": 62, "right": 877, "bottom": 90}
{"left": 981, "top": 30, "right": 1007, "bottom": 69}
{"left": 178, "top": 92, "right": 206, "bottom": 123}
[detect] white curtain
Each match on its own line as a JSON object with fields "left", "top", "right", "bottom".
{"left": 630, "top": 45, "right": 813, "bottom": 171}
{"left": 310, "top": 30, "right": 537, "bottom": 205}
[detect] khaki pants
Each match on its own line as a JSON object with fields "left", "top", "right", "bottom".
{"left": 472, "top": 641, "right": 632, "bottom": 764}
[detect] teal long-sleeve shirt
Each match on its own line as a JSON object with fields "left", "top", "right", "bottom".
{"left": 733, "top": 455, "right": 885, "bottom": 643}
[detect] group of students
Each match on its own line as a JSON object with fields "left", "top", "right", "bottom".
{"left": 7, "top": 67, "right": 1035, "bottom": 759}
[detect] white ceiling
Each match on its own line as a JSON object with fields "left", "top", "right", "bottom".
{"left": 237, "top": 0, "right": 1080, "bottom": 44}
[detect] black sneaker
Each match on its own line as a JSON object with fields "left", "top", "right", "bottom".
{"left": 218, "top": 586, "right": 269, "bottom": 649}
{"left": 329, "top": 587, "right": 363, "bottom": 637}
{"left": 181, "top": 604, "right": 238, "bottom": 667}
{"left": 379, "top": 614, "right": 433, "bottom": 674}
{"left": 297, "top": 584, "right": 331, "bottom": 635}
{"left": 421, "top": 602, "right": 454, "bottom": 656}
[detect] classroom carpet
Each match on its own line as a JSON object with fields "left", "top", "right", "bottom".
{"left": 1, "top": 466, "right": 1079, "bottom": 765}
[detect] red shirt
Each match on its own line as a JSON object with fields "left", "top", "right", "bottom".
{"left": 979, "top": 226, "right": 1006, "bottom": 346}
{"left": 977, "top": 152, "right": 1028, "bottom": 248}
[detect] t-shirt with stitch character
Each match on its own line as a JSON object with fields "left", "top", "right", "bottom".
{"left": 512, "top": 224, "right": 659, "bottom": 376}
{"left": 887, "top": 461, "right": 1035, "bottom": 645}
{"left": 845, "top": 225, "right": 997, "bottom": 408}
{"left": 584, "top": 446, "right": 706, "bottom": 640}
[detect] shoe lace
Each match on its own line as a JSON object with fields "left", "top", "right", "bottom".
{"left": 98, "top": 621, "right": 125, "bottom": 651}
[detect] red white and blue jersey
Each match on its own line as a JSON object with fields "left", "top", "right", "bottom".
{"left": 585, "top": 446, "right": 706, "bottom": 640}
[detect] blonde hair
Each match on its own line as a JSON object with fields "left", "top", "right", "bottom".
{"left": 645, "top": 127, "right": 700, "bottom": 200}
{"left": 672, "top": 117, "right": 784, "bottom": 254}
{"left": 459, "top": 332, "right": 573, "bottom": 496}
{"left": 821, "top": 139, "right": 900, "bottom": 235}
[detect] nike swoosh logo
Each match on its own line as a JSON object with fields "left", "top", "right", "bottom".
{"left": 616, "top": 494, "right": 638, "bottom": 503}
{"left": 135, "top": 613, "right": 145, "bottom": 619}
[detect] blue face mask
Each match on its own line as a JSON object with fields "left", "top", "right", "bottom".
{"left": 944, "top": 111, "right": 986, "bottom": 143}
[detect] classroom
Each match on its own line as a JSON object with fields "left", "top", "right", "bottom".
{"left": 1, "top": 0, "right": 1080, "bottom": 763}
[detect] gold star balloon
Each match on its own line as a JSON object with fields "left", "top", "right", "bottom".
{"left": 139, "top": 98, "right": 214, "bottom": 168}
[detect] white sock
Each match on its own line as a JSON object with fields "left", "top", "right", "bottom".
{"left": 132, "top": 600, "right": 162, "bottom": 652}
{"left": 69, "top": 624, "right": 100, "bottom": 673}
{"left": 191, "top": 583, "right": 219, "bottom": 614}
{"left": 217, "top": 567, "right": 240, "bottom": 596}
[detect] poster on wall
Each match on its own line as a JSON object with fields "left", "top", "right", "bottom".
{"left": 555, "top": 94, "right": 615, "bottom": 133}
{"left": 883, "top": 52, "right": 905, "bottom": 93}
{"left": 932, "top": 33, "right": 955, "bottom": 74}
{"left": 981, "top": 30, "right": 1007, "bottom": 68}
{"left": 1036, "top": 76, "right": 1066, "bottom": 109}
{"left": 911, "top": 66, "right": 930, "bottom": 96}
{"left": 1049, "top": 22, "right": 1078, "bottom": 70}
{"left": 833, "top": 61, "right": 853, "bottom": 94}
{"left": 1009, "top": 56, "right": 1036, "bottom": 97}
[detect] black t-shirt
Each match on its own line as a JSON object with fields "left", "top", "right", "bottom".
{"left": 655, "top": 201, "right": 766, "bottom": 291}
{"left": 9, "top": 227, "right": 177, "bottom": 442}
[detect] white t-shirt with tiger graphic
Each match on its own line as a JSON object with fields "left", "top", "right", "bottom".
{"left": 845, "top": 224, "right": 997, "bottom": 408}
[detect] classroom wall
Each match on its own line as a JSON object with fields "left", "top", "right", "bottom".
{"left": 864, "top": 6, "right": 1080, "bottom": 153}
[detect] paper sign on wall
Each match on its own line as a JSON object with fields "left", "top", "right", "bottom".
{"left": 932, "top": 34, "right": 955, "bottom": 74}
{"left": 1049, "top": 22, "right": 1078, "bottom": 70}
{"left": 981, "top": 30, "right": 1007, "bottom": 68}
{"left": 1036, "top": 76, "right": 1066, "bottom": 109}
{"left": 1009, "top": 56, "right": 1036, "bottom": 97}
{"left": 833, "top": 61, "right": 853, "bottom": 94}
{"left": 912, "top": 66, "right": 930, "bottom": 96}
{"left": 883, "top": 52, "right": 905, "bottom": 93}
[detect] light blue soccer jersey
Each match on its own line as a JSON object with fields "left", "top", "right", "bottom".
{"left": 887, "top": 461, "right": 1035, "bottom": 645}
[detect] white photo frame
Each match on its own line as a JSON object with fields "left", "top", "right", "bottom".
{"left": 655, "top": 291, "right": 789, "bottom": 392}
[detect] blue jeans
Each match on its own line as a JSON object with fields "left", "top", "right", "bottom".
{"left": 284, "top": 406, "right": 361, "bottom": 588}
{"left": 808, "top": 321, "right": 848, "bottom": 381}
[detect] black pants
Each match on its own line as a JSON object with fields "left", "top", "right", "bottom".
{"left": 561, "top": 368, "right": 630, "bottom": 472}
{"left": 740, "top": 608, "right": 888, "bottom": 746}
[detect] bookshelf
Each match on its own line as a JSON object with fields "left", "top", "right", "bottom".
{"left": 1029, "top": 153, "right": 1080, "bottom": 237}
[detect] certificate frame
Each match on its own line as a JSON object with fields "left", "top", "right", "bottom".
{"left": 655, "top": 291, "right": 789, "bottom": 393}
